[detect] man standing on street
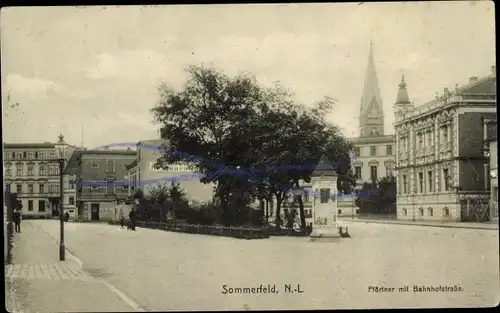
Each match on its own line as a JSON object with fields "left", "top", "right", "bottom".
{"left": 13, "top": 209, "right": 21, "bottom": 233}
{"left": 129, "top": 207, "right": 136, "bottom": 231}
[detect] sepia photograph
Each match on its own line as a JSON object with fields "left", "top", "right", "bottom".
{"left": 2, "top": 2, "right": 498, "bottom": 311}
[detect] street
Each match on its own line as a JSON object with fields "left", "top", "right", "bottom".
{"left": 23, "top": 220, "right": 500, "bottom": 310}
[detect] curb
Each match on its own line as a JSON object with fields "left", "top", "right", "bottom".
{"left": 27, "top": 221, "right": 147, "bottom": 312}
{"left": 341, "top": 219, "right": 499, "bottom": 231}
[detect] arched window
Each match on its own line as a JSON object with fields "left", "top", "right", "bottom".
{"left": 419, "top": 207, "right": 424, "bottom": 216}
{"left": 370, "top": 127, "right": 379, "bottom": 136}
{"left": 428, "top": 207, "right": 433, "bottom": 217}
{"left": 403, "top": 208, "right": 407, "bottom": 216}
{"left": 443, "top": 207, "right": 450, "bottom": 216}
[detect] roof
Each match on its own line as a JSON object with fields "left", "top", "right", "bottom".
{"left": 79, "top": 150, "right": 137, "bottom": 156}
{"left": 395, "top": 75, "right": 411, "bottom": 105}
{"left": 348, "top": 134, "right": 394, "bottom": 144}
{"left": 360, "top": 42, "right": 384, "bottom": 116}
{"left": 63, "top": 148, "right": 84, "bottom": 175}
{"left": 4, "top": 142, "right": 56, "bottom": 149}
{"left": 311, "top": 154, "right": 337, "bottom": 177}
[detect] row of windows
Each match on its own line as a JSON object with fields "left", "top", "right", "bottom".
{"left": 5, "top": 183, "right": 62, "bottom": 194}
{"left": 354, "top": 145, "right": 392, "bottom": 158}
{"left": 23, "top": 198, "right": 75, "bottom": 212}
{"left": 88, "top": 160, "right": 128, "bottom": 171}
{"left": 4, "top": 151, "right": 56, "bottom": 160}
{"left": 400, "top": 168, "right": 450, "bottom": 194}
{"left": 4, "top": 164, "right": 60, "bottom": 177}
{"left": 399, "top": 124, "right": 450, "bottom": 152}
{"left": 401, "top": 207, "right": 450, "bottom": 217}
{"left": 354, "top": 165, "right": 393, "bottom": 181}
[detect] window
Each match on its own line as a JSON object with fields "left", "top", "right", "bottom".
{"left": 428, "top": 208, "right": 433, "bottom": 217}
{"left": 27, "top": 166, "right": 33, "bottom": 176}
{"left": 5, "top": 165, "right": 11, "bottom": 176}
{"left": 11, "top": 152, "right": 15, "bottom": 159}
{"left": 90, "top": 184, "right": 98, "bottom": 191}
{"left": 493, "top": 186, "right": 498, "bottom": 202}
{"left": 485, "top": 165, "right": 490, "bottom": 190}
{"left": 16, "top": 165, "right": 23, "bottom": 176}
{"left": 38, "top": 200, "right": 45, "bottom": 212}
{"left": 106, "top": 179, "right": 115, "bottom": 194}
{"left": 443, "top": 168, "right": 449, "bottom": 191}
{"left": 106, "top": 160, "right": 115, "bottom": 172}
{"left": 50, "top": 152, "right": 55, "bottom": 159}
{"left": 370, "top": 146, "right": 376, "bottom": 156}
{"left": 402, "top": 175, "right": 408, "bottom": 194}
{"left": 320, "top": 188, "right": 330, "bottom": 203}
{"left": 39, "top": 152, "right": 45, "bottom": 159}
{"left": 28, "top": 184, "right": 33, "bottom": 194}
{"left": 338, "top": 209, "right": 342, "bottom": 215}
{"left": 354, "top": 147, "right": 361, "bottom": 157}
{"left": 386, "top": 145, "right": 392, "bottom": 155}
{"left": 4, "top": 153, "right": 9, "bottom": 160}
{"left": 69, "top": 180, "right": 75, "bottom": 189}
{"left": 122, "top": 185, "right": 129, "bottom": 191}
{"left": 17, "top": 153, "right": 23, "bottom": 159}
{"left": 5, "top": 184, "right": 11, "bottom": 192}
{"left": 28, "top": 152, "right": 33, "bottom": 159}
{"left": 419, "top": 208, "right": 424, "bottom": 216}
{"left": 443, "top": 207, "right": 449, "bottom": 216}
{"left": 418, "top": 133, "right": 423, "bottom": 149}
{"left": 370, "top": 127, "right": 379, "bottom": 136}
{"left": 370, "top": 166, "right": 377, "bottom": 181}
{"left": 23, "top": 152, "right": 27, "bottom": 159}
{"left": 426, "top": 131, "right": 432, "bottom": 147}
{"left": 386, "top": 165, "right": 393, "bottom": 177}
{"left": 441, "top": 125, "right": 448, "bottom": 143}
{"left": 355, "top": 166, "right": 362, "bottom": 180}
{"left": 39, "top": 165, "right": 45, "bottom": 176}
{"left": 403, "top": 208, "right": 407, "bottom": 216}
{"left": 34, "top": 151, "right": 38, "bottom": 159}
{"left": 418, "top": 172, "right": 424, "bottom": 193}
{"left": 91, "top": 161, "right": 99, "bottom": 168}
{"left": 28, "top": 200, "right": 33, "bottom": 211}
{"left": 16, "top": 184, "right": 22, "bottom": 194}
{"left": 427, "top": 171, "right": 433, "bottom": 192}
{"left": 304, "top": 191, "right": 309, "bottom": 203}
{"left": 39, "top": 184, "right": 45, "bottom": 194}
{"left": 69, "top": 197, "right": 74, "bottom": 205}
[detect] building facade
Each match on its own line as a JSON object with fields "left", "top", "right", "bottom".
{"left": 486, "top": 137, "right": 498, "bottom": 223}
{"left": 394, "top": 66, "right": 497, "bottom": 222}
{"left": 76, "top": 150, "right": 136, "bottom": 221}
{"left": 62, "top": 148, "right": 86, "bottom": 220}
{"left": 126, "top": 139, "right": 213, "bottom": 203}
{"left": 3, "top": 135, "right": 75, "bottom": 218}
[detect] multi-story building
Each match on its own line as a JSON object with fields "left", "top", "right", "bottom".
{"left": 394, "top": 66, "right": 497, "bottom": 222}
{"left": 337, "top": 42, "right": 395, "bottom": 216}
{"left": 62, "top": 148, "right": 86, "bottom": 220}
{"left": 3, "top": 135, "right": 75, "bottom": 218}
{"left": 76, "top": 149, "right": 136, "bottom": 221}
{"left": 126, "top": 139, "right": 213, "bottom": 203}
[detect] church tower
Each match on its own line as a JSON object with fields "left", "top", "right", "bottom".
{"left": 359, "top": 42, "right": 385, "bottom": 137}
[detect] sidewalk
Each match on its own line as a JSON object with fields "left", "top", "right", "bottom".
{"left": 339, "top": 218, "right": 499, "bottom": 230}
{"left": 5, "top": 221, "right": 136, "bottom": 312}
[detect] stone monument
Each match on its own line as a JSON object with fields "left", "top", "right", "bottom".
{"left": 309, "top": 154, "right": 341, "bottom": 241}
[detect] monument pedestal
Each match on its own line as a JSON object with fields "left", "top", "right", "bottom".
{"left": 309, "top": 225, "right": 341, "bottom": 242}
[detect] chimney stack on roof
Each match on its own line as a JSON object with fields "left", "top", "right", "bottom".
{"left": 469, "top": 76, "right": 478, "bottom": 83}
{"left": 444, "top": 87, "right": 449, "bottom": 96}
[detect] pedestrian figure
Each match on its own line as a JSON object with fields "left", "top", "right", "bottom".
{"left": 129, "top": 207, "right": 136, "bottom": 231}
{"left": 119, "top": 208, "right": 125, "bottom": 228}
{"left": 13, "top": 209, "right": 21, "bottom": 233}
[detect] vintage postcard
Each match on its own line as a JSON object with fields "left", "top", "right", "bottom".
{"left": 2, "top": 2, "right": 498, "bottom": 311}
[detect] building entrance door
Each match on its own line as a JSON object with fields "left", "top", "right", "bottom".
{"left": 90, "top": 203, "right": 100, "bottom": 221}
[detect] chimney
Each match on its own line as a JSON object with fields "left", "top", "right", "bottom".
{"left": 491, "top": 65, "right": 496, "bottom": 75}
{"left": 444, "top": 87, "right": 449, "bottom": 95}
{"left": 469, "top": 76, "right": 478, "bottom": 83}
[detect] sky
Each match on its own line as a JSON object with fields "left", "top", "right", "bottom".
{"left": 1, "top": 2, "right": 496, "bottom": 149}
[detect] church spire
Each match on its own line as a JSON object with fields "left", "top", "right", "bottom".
{"left": 359, "top": 41, "right": 385, "bottom": 137}
{"left": 395, "top": 74, "right": 411, "bottom": 104}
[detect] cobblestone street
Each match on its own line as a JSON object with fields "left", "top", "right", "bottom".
{"left": 19, "top": 220, "right": 500, "bottom": 311}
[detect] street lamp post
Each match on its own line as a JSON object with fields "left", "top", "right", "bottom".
{"left": 55, "top": 135, "right": 67, "bottom": 261}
